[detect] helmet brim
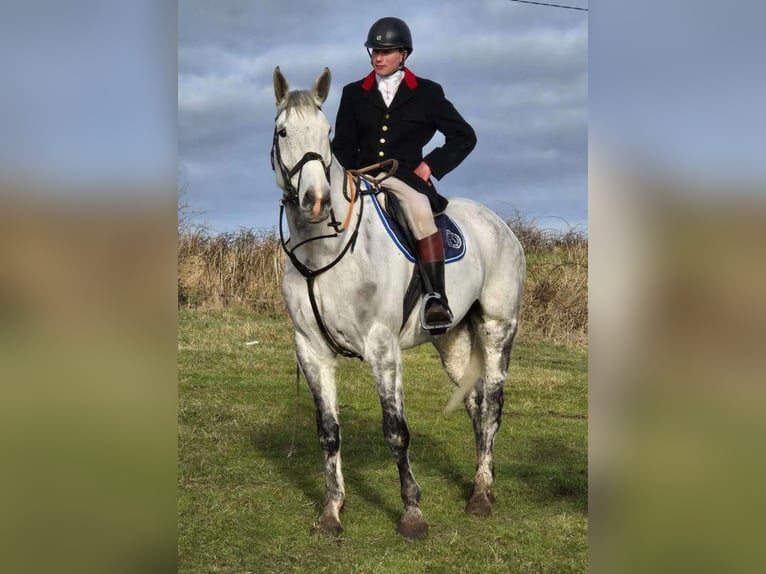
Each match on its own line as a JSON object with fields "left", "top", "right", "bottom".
{"left": 364, "top": 43, "right": 412, "bottom": 54}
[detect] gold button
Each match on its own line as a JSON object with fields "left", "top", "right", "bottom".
{"left": 378, "top": 151, "right": 385, "bottom": 157}
{"left": 385, "top": 114, "right": 390, "bottom": 119}
{"left": 379, "top": 138, "right": 386, "bottom": 144}
{"left": 382, "top": 125, "right": 388, "bottom": 131}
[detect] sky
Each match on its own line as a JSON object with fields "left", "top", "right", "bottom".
{"left": 589, "top": 0, "right": 766, "bottom": 189}
{"left": 1, "top": 2, "right": 762, "bottom": 216}
{"left": 178, "top": 0, "right": 589, "bottom": 234}
{"left": 0, "top": 0, "right": 174, "bottom": 190}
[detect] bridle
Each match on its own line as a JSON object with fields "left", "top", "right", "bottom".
{"left": 270, "top": 119, "right": 332, "bottom": 204}
{"left": 270, "top": 108, "right": 398, "bottom": 360}
{"left": 270, "top": 112, "right": 356, "bottom": 245}
{"left": 271, "top": 112, "right": 363, "bottom": 359}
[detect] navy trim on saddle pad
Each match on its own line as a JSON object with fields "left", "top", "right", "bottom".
{"left": 367, "top": 185, "right": 467, "bottom": 264}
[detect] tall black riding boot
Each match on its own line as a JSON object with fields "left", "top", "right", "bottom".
{"left": 417, "top": 231, "right": 453, "bottom": 334}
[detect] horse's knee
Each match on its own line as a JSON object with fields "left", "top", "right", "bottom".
{"left": 383, "top": 414, "right": 410, "bottom": 451}
{"left": 385, "top": 430, "right": 409, "bottom": 451}
{"left": 316, "top": 416, "right": 340, "bottom": 454}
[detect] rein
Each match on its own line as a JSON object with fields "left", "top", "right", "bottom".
{"left": 270, "top": 105, "right": 399, "bottom": 359}
{"left": 279, "top": 175, "right": 368, "bottom": 359}
{"left": 275, "top": 141, "right": 398, "bottom": 359}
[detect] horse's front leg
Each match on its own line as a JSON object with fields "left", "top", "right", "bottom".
{"left": 294, "top": 332, "right": 345, "bottom": 537}
{"left": 367, "top": 326, "right": 428, "bottom": 540}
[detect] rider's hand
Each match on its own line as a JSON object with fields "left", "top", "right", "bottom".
{"left": 414, "top": 161, "right": 432, "bottom": 185}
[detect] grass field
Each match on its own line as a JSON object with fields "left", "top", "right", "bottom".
{"left": 178, "top": 308, "right": 587, "bottom": 573}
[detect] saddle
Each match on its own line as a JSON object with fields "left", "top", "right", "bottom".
{"left": 370, "top": 191, "right": 467, "bottom": 264}
{"left": 365, "top": 182, "right": 467, "bottom": 330}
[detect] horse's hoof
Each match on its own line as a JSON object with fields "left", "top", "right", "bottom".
{"left": 466, "top": 492, "right": 492, "bottom": 516}
{"left": 314, "top": 514, "right": 344, "bottom": 538}
{"left": 397, "top": 508, "right": 428, "bottom": 540}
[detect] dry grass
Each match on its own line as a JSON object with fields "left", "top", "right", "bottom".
{"left": 177, "top": 214, "right": 587, "bottom": 343}
{"left": 507, "top": 213, "right": 588, "bottom": 345}
{"left": 178, "top": 226, "right": 285, "bottom": 312}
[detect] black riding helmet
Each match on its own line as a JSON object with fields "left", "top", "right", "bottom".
{"left": 364, "top": 17, "right": 413, "bottom": 54}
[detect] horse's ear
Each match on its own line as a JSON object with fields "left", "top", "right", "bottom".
{"left": 273, "top": 66, "right": 289, "bottom": 106}
{"left": 312, "top": 67, "right": 331, "bottom": 106}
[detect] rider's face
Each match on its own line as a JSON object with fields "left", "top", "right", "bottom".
{"left": 370, "top": 48, "right": 406, "bottom": 77}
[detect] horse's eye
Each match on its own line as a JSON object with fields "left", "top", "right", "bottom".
{"left": 278, "top": 128, "right": 287, "bottom": 137}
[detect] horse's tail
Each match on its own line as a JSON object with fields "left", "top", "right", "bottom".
{"left": 444, "top": 336, "right": 484, "bottom": 413}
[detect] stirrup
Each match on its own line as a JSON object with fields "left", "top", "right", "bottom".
{"left": 420, "top": 293, "right": 453, "bottom": 334}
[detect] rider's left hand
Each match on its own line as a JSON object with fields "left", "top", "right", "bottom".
{"left": 414, "top": 161, "right": 432, "bottom": 186}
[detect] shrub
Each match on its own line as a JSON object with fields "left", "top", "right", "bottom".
{"left": 178, "top": 216, "right": 587, "bottom": 343}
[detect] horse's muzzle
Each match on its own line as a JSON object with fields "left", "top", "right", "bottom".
{"left": 302, "top": 188, "right": 331, "bottom": 223}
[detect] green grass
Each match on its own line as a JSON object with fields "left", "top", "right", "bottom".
{"left": 178, "top": 308, "right": 587, "bottom": 573}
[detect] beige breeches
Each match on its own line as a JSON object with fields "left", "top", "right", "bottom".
{"left": 380, "top": 175, "right": 437, "bottom": 240}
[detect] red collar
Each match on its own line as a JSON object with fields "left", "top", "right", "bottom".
{"left": 361, "top": 67, "right": 418, "bottom": 91}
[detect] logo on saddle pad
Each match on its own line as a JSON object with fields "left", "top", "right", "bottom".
{"left": 445, "top": 229, "right": 462, "bottom": 250}
{"left": 370, "top": 193, "right": 467, "bottom": 264}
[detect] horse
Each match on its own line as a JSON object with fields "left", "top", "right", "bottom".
{"left": 271, "top": 67, "right": 525, "bottom": 539}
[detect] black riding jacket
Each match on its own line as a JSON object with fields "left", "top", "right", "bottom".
{"left": 331, "top": 67, "right": 476, "bottom": 213}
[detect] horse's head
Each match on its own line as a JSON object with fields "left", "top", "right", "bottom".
{"left": 272, "top": 67, "right": 334, "bottom": 224}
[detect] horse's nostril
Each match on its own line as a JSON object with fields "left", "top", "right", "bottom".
{"left": 302, "top": 188, "right": 330, "bottom": 220}
{"left": 303, "top": 189, "right": 330, "bottom": 208}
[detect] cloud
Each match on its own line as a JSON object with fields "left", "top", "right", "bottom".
{"left": 178, "top": 1, "right": 588, "bottom": 232}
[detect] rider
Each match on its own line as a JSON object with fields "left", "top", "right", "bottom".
{"left": 332, "top": 16, "right": 477, "bottom": 332}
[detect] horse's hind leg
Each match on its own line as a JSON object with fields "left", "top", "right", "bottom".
{"left": 434, "top": 318, "right": 488, "bottom": 508}
{"left": 295, "top": 333, "right": 345, "bottom": 537}
{"left": 466, "top": 313, "right": 518, "bottom": 516}
{"left": 367, "top": 325, "right": 428, "bottom": 540}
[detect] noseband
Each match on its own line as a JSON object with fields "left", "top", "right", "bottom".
{"left": 270, "top": 124, "right": 332, "bottom": 203}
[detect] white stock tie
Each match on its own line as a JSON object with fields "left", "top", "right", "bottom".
{"left": 377, "top": 70, "right": 403, "bottom": 107}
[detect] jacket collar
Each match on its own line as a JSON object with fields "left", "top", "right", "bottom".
{"left": 362, "top": 67, "right": 418, "bottom": 91}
